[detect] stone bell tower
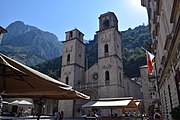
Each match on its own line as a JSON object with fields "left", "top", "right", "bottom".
{"left": 59, "top": 29, "right": 85, "bottom": 117}
{"left": 97, "top": 12, "right": 124, "bottom": 98}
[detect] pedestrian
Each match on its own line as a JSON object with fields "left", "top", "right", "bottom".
{"left": 58, "top": 112, "right": 61, "bottom": 120}
{"left": 60, "top": 111, "right": 64, "bottom": 120}
{"left": 153, "top": 109, "right": 162, "bottom": 120}
{"left": 54, "top": 111, "right": 58, "bottom": 120}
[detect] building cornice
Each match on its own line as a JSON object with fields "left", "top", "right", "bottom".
{"left": 62, "top": 38, "right": 85, "bottom": 45}
{"left": 61, "top": 63, "right": 85, "bottom": 69}
{"left": 170, "top": 0, "right": 180, "bottom": 23}
{"left": 98, "top": 54, "right": 122, "bottom": 61}
{"left": 159, "top": 14, "right": 180, "bottom": 83}
{"left": 96, "top": 27, "right": 121, "bottom": 36}
{"left": 156, "top": 0, "right": 161, "bottom": 15}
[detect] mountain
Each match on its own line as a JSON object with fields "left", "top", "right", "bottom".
{"left": 33, "top": 25, "right": 151, "bottom": 78}
{"left": 0, "top": 21, "right": 63, "bottom": 65}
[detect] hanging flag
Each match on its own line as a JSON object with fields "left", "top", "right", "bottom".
{"left": 146, "top": 51, "right": 155, "bottom": 75}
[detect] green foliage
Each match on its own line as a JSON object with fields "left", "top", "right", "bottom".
{"left": 32, "top": 57, "right": 62, "bottom": 79}
{"left": 121, "top": 25, "right": 151, "bottom": 77}
{"left": 85, "top": 34, "right": 98, "bottom": 69}
{"left": 170, "top": 106, "right": 180, "bottom": 120}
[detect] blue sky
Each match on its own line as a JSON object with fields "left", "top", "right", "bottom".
{"left": 1, "top": 0, "right": 148, "bottom": 41}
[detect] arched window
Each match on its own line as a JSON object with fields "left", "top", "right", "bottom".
{"left": 78, "top": 32, "right": 81, "bottom": 39}
{"left": 105, "top": 70, "right": 110, "bottom": 81}
{"left": 65, "top": 77, "right": 69, "bottom": 85}
{"left": 67, "top": 54, "right": 70, "bottom": 63}
{"left": 104, "top": 44, "right": 109, "bottom": 53}
{"left": 119, "top": 72, "right": 122, "bottom": 84}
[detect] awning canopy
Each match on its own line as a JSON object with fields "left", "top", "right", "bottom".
{"left": 10, "top": 100, "right": 20, "bottom": 105}
{"left": 10, "top": 100, "right": 33, "bottom": 107}
{"left": 82, "top": 97, "right": 137, "bottom": 109}
{"left": 18, "top": 100, "right": 33, "bottom": 105}
{"left": 2, "top": 100, "right": 9, "bottom": 104}
{"left": 0, "top": 53, "right": 90, "bottom": 100}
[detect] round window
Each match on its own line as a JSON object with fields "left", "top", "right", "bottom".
{"left": 93, "top": 73, "right": 98, "bottom": 80}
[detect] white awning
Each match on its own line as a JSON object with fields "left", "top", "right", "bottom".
{"left": 2, "top": 101, "right": 9, "bottom": 104}
{"left": 10, "top": 100, "right": 19, "bottom": 105}
{"left": 18, "top": 100, "right": 33, "bottom": 105}
{"left": 82, "top": 99, "right": 137, "bottom": 109}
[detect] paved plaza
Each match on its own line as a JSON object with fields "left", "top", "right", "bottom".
{"left": 0, "top": 116, "right": 144, "bottom": 120}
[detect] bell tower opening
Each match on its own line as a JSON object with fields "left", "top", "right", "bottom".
{"left": 99, "top": 12, "right": 118, "bottom": 31}
{"left": 65, "top": 29, "right": 84, "bottom": 42}
{"left": 103, "top": 20, "right": 110, "bottom": 28}
{"left": 70, "top": 31, "right": 73, "bottom": 39}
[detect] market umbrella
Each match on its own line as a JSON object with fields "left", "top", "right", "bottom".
{"left": 0, "top": 53, "right": 90, "bottom": 119}
{"left": 0, "top": 26, "right": 7, "bottom": 34}
{"left": 3, "top": 89, "right": 90, "bottom": 100}
{"left": 0, "top": 53, "right": 89, "bottom": 100}
{"left": 0, "top": 53, "right": 68, "bottom": 93}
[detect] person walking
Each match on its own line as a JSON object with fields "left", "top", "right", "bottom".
{"left": 58, "top": 111, "right": 64, "bottom": 120}
{"left": 54, "top": 111, "right": 58, "bottom": 120}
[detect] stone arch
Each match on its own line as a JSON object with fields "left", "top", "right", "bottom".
{"left": 105, "top": 70, "right": 110, "bottom": 81}
{"left": 65, "top": 76, "right": 69, "bottom": 85}
{"left": 67, "top": 54, "right": 70, "bottom": 62}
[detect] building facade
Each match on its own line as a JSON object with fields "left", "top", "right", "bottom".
{"left": 140, "top": 65, "right": 159, "bottom": 119}
{"left": 141, "top": 0, "right": 180, "bottom": 119}
{"left": 59, "top": 12, "right": 142, "bottom": 118}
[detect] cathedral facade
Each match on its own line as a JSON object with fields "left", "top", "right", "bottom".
{"left": 59, "top": 12, "right": 142, "bottom": 118}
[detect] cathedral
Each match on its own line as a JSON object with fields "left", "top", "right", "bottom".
{"left": 58, "top": 12, "right": 142, "bottom": 117}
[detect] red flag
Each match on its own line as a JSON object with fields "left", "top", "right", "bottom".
{"left": 146, "top": 51, "right": 155, "bottom": 75}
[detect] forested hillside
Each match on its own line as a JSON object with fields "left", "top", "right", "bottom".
{"left": 121, "top": 25, "right": 151, "bottom": 77}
